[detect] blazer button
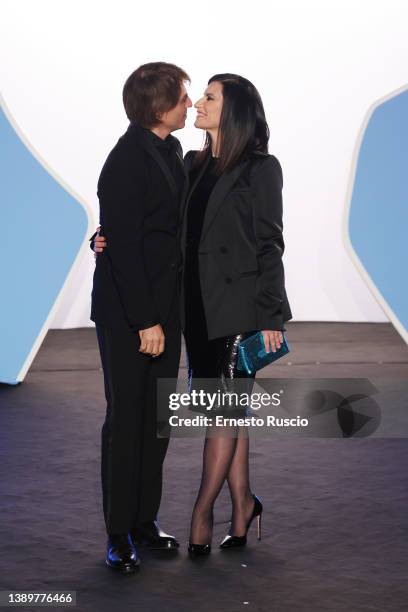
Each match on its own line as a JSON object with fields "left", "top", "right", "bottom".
{"left": 220, "top": 246, "right": 228, "bottom": 253}
{"left": 170, "top": 263, "right": 176, "bottom": 269}
{"left": 225, "top": 277, "right": 232, "bottom": 284}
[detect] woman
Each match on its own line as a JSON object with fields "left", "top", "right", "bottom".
{"left": 94, "top": 73, "right": 292, "bottom": 555}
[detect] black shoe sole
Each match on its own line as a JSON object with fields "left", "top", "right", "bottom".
{"left": 187, "top": 548, "right": 211, "bottom": 557}
{"left": 145, "top": 543, "right": 179, "bottom": 551}
{"left": 106, "top": 559, "right": 140, "bottom": 573}
{"left": 134, "top": 540, "right": 179, "bottom": 551}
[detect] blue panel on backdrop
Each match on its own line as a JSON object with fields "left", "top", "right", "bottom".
{"left": 0, "top": 105, "right": 90, "bottom": 384}
{"left": 347, "top": 88, "right": 408, "bottom": 341}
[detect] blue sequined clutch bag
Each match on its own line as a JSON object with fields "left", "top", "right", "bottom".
{"left": 237, "top": 331, "right": 290, "bottom": 374}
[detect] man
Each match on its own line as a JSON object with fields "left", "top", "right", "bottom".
{"left": 91, "top": 62, "right": 192, "bottom": 572}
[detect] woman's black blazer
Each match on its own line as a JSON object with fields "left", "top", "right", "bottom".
{"left": 179, "top": 150, "right": 292, "bottom": 340}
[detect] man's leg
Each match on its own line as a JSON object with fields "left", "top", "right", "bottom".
{"left": 130, "top": 295, "right": 181, "bottom": 547}
{"left": 96, "top": 323, "right": 150, "bottom": 535}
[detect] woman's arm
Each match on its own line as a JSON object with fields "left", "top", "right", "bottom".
{"left": 251, "top": 155, "right": 287, "bottom": 343}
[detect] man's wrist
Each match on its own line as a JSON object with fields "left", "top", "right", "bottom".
{"left": 131, "top": 321, "right": 160, "bottom": 333}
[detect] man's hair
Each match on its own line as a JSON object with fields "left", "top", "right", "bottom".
{"left": 123, "top": 62, "right": 190, "bottom": 127}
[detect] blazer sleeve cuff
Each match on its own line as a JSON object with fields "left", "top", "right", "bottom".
{"left": 89, "top": 231, "right": 98, "bottom": 252}
{"left": 130, "top": 320, "right": 161, "bottom": 333}
{"left": 256, "top": 311, "right": 286, "bottom": 332}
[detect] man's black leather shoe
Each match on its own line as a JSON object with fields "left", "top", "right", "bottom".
{"left": 106, "top": 533, "right": 140, "bottom": 572}
{"left": 131, "top": 520, "right": 179, "bottom": 550}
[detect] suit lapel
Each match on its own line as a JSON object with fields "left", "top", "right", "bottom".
{"left": 180, "top": 153, "right": 211, "bottom": 224}
{"left": 137, "top": 126, "right": 179, "bottom": 199}
{"left": 176, "top": 148, "right": 188, "bottom": 218}
{"left": 200, "top": 159, "right": 250, "bottom": 241}
{"left": 176, "top": 147, "right": 186, "bottom": 175}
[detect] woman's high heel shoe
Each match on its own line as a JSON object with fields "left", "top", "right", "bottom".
{"left": 219, "top": 494, "right": 263, "bottom": 549}
{"left": 188, "top": 510, "right": 213, "bottom": 556}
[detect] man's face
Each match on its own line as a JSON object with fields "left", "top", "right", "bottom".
{"left": 159, "top": 83, "right": 192, "bottom": 132}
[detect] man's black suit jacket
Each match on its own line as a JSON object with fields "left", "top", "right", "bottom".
{"left": 91, "top": 123, "right": 185, "bottom": 331}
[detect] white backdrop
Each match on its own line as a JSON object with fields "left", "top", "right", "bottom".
{"left": 2, "top": 0, "right": 407, "bottom": 328}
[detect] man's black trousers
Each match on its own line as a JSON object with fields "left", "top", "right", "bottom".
{"left": 95, "top": 296, "right": 181, "bottom": 535}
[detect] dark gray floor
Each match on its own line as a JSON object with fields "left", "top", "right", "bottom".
{"left": 0, "top": 323, "right": 407, "bottom": 612}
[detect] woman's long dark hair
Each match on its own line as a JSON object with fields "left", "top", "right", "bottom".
{"left": 195, "top": 73, "right": 270, "bottom": 173}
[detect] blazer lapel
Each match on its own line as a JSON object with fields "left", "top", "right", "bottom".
{"left": 200, "top": 159, "right": 250, "bottom": 241}
{"left": 180, "top": 153, "right": 211, "bottom": 224}
{"left": 179, "top": 154, "right": 212, "bottom": 253}
{"left": 138, "top": 127, "right": 179, "bottom": 199}
{"left": 176, "top": 148, "right": 188, "bottom": 219}
{"left": 180, "top": 157, "right": 214, "bottom": 230}
{"left": 176, "top": 147, "right": 186, "bottom": 176}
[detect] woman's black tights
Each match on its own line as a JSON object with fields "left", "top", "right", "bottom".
{"left": 185, "top": 329, "right": 257, "bottom": 545}
{"left": 189, "top": 425, "right": 255, "bottom": 544}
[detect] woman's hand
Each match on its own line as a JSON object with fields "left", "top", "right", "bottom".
{"left": 262, "top": 330, "right": 284, "bottom": 353}
{"left": 93, "top": 226, "right": 107, "bottom": 259}
{"left": 139, "top": 324, "right": 165, "bottom": 357}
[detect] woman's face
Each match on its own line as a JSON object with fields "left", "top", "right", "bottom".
{"left": 194, "top": 81, "right": 223, "bottom": 131}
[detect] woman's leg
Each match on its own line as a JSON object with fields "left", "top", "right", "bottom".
{"left": 226, "top": 427, "right": 256, "bottom": 536}
{"left": 189, "top": 429, "right": 238, "bottom": 544}
{"left": 185, "top": 306, "right": 231, "bottom": 544}
{"left": 188, "top": 333, "right": 253, "bottom": 544}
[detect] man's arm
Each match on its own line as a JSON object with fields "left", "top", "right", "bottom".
{"left": 97, "top": 143, "right": 160, "bottom": 332}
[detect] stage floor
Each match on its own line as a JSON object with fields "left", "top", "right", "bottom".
{"left": 0, "top": 322, "right": 407, "bottom": 612}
